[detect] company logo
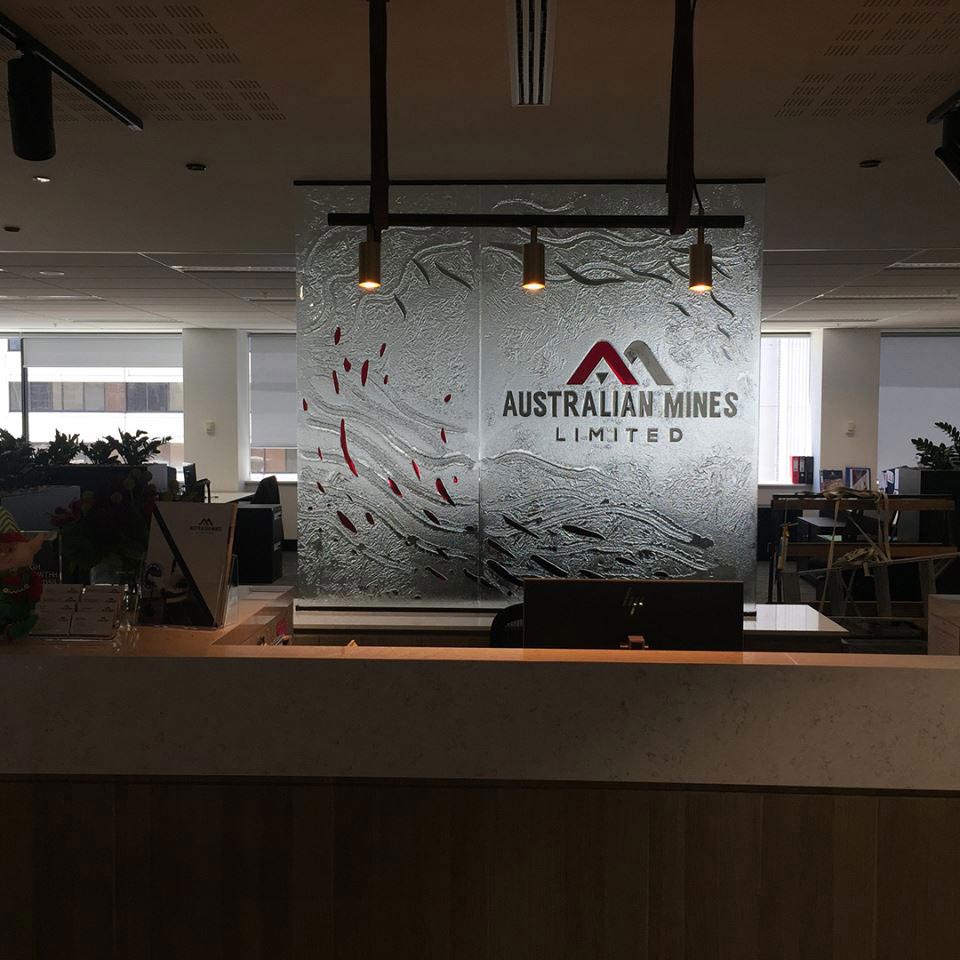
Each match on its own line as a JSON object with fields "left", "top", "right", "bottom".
{"left": 189, "top": 517, "right": 223, "bottom": 533}
{"left": 501, "top": 332, "right": 740, "bottom": 446}
{"left": 567, "top": 339, "right": 674, "bottom": 387}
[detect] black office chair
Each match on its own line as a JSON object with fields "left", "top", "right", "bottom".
{"left": 181, "top": 462, "right": 211, "bottom": 503}
{"left": 235, "top": 475, "right": 284, "bottom": 584}
{"left": 490, "top": 603, "right": 524, "bottom": 647}
{"left": 249, "top": 474, "right": 281, "bottom": 505}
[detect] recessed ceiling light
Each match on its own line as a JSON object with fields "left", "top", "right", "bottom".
{"left": 33, "top": 176, "right": 52, "bottom": 184}
{"left": 38, "top": 270, "right": 64, "bottom": 276}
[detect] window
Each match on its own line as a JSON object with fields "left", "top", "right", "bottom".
{"left": 758, "top": 334, "right": 812, "bottom": 485}
{"left": 20, "top": 335, "right": 185, "bottom": 466}
{"left": 249, "top": 334, "right": 297, "bottom": 478}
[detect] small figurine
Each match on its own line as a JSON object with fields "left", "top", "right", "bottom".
{"left": 0, "top": 507, "right": 45, "bottom": 639}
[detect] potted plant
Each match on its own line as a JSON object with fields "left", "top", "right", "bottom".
{"left": 911, "top": 421, "right": 960, "bottom": 470}
{"left": 82, "top": 429, "right": 172, "bottom": 466}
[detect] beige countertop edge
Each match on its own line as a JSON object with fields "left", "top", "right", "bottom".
{"left": 2, "top": 643, "right": 958, "bottom": 669}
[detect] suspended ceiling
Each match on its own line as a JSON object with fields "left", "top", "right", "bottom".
{"left": 0, "top": 0, "right": 957, "bottom": 332}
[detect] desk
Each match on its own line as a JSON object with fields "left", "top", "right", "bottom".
{"left": 800, "top": 515, "right": 847, "bottom": 532}
{"left": 294, "top": 603, "right": 845, "bottom": 648}
{"left": 2, "top": 640, "right": 959, "bottom": 955}
{"left": 211, "top": 490, "right": 249, "bottom": 504}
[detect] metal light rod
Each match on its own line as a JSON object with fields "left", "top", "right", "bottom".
{"left": 328, "top": 212, "right": 746, "bottom": 229}
{"left": 368, "top": 0, "right": 389, "bottom": 235}
{"left": 0, "top": 10, "right": 143, "bottom": 130}
{"left": 666, "top": 0, "right": 694, "bottom": 235}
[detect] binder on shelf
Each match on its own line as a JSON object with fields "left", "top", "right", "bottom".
{"left": 791, "top": 455, "right": 814, "bottom": 485}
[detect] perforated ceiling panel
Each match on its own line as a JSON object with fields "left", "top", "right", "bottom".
{"left": 0, "top": 2, "right": 285, "bottom": 122}
{"left": 775, "top": 0, "right": 960, "bottom": 120}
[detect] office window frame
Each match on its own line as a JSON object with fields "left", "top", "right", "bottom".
{"left": 758, "top": 333, "right": 813, "bottom": 486}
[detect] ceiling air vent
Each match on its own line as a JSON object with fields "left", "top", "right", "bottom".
{"left": 508, "top": 0, "right": 557, "bottom": 106}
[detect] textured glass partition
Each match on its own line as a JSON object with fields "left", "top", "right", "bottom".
{"left": 298, "top": 183, "right": 763, "bottom": 604}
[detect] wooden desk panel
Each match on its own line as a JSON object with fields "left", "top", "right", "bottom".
{"left": 1, "top": 778, "right": 958, "bottom": 959}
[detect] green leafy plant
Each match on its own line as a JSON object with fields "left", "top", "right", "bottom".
{"left": 81, "top": 438, "right": 119, "bottom": 465}
{"left": 911, "top": 420, "right": 960, "bottom": 470}
{"left": 0, "top": 430, "right": 43, "bottom": 492}
{"left": 42, "top": 430, "right": 83, "bottom": 467}
{"left": 86, "top": 429, "right": 171, "bottom": 466}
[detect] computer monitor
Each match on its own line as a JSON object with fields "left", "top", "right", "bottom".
{"left": 182, "top": 462, "right": 198, "bottom": 489}
{"left": 522, "top": 578, "right": 744, "bottom": 651}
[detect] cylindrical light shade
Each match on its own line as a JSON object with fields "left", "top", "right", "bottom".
{"left": 688, "top": 240, "right": 713, "bottom": 293}
{"left": 522, "top": 238, "right": 545, "bottom": 291}
{"left": 358, "top": 238, "right": 381, "bottom": 290}
{"left": 8, "top": 53, "right": 55, "bottom": 162}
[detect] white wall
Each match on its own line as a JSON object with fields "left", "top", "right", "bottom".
{"left": 878, "top": 335, "right": 960, "bottom": 472}
{"left": 812, "top": 329, "right": 881, "bottom": 485}
{"left": 183, "top": 329, "right": 249, "bottom": 491}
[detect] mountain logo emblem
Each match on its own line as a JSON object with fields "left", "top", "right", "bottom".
{"left": 566, "top": 340, "right": 674, "bottom": 387}
{"left": 198, "top": 518, "right": 214, "bottom": 528}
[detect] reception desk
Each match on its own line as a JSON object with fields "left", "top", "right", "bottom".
{"left": 0, "top": 638, "right": 955, "bottom": 789}
{"left": 2, "top": 627, "right": 959, "bottom": 956}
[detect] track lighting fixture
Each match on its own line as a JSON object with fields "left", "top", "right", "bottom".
{"left": 331, "top": 0, "right": 745, "bottom": 292}
{"left": 928, "top": 90, "right": 960, "bottom": 185}
{"left": 358, "top": 227, "right": 382, "bottom": 291}
{"left": 2, "top": 11, "right": 141, "bottom": 164}
{"left": 688, "top": 226, "right": 712, "bottom": 294}
{"left": 8, "top": 53, "right": 54, "bottom": 161}
{"left": 521, "top": 226, "right": 546, "bottom": 291}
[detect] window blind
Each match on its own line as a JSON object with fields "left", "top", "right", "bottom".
{"left": 22, "top": 335, "right": 182, "bottom": 368}
{"left": 249, "top": 334, "right": 297, "bottom": 448}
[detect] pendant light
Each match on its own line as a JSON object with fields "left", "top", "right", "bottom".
{"left": 521, "top": 226, "right": 546, "bottom": 291}
{"left": 688, "top": 182, "right": 712, "bottom": 293}
{"left": 358, "top": 227, "right": 381, "bottom": 291}
{"left": 688, "top": 225, "right": 712, "bottom": 293}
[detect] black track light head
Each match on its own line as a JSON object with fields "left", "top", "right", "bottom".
{"left": 8, "top": 52, "right": 55, "bottom": 161}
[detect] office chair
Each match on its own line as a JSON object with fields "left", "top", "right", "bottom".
{"left": 249, "top": 474, "right": 281, "bottom": 505}
{"left": 490, "top": 603, "right": 524, "bottom": 647}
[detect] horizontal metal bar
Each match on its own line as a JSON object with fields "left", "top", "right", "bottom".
{"left": 327, "top": 212, "right": 746, "bottom": 229}
{"left": 295, "top": 177, "right": 767, "bottom": 186}
{"left": 0, "top": 11, "right": 143, "bottom": 130}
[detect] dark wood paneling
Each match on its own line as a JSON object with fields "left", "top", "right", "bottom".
{"left": 877, "top": 797, "right": 960, "bottom": 959}
{"left": 1, "top": 780, "right": 960, "bottom": 959}
{"left": 0, "top": 782, "right": 36, "bottom": 960}
{"left": 0, "top": 781, "right": 117, "bottom": 960}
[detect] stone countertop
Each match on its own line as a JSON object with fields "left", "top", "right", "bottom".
{"left": 0, "top": 642, "right": 958, "bottom": 790}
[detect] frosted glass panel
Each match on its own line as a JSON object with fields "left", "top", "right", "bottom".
{"left": 298, "top": 183, "right": 763, "bottom": 603}
{"left": 297, "top": 186, "right": 482, "bottom": 601}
